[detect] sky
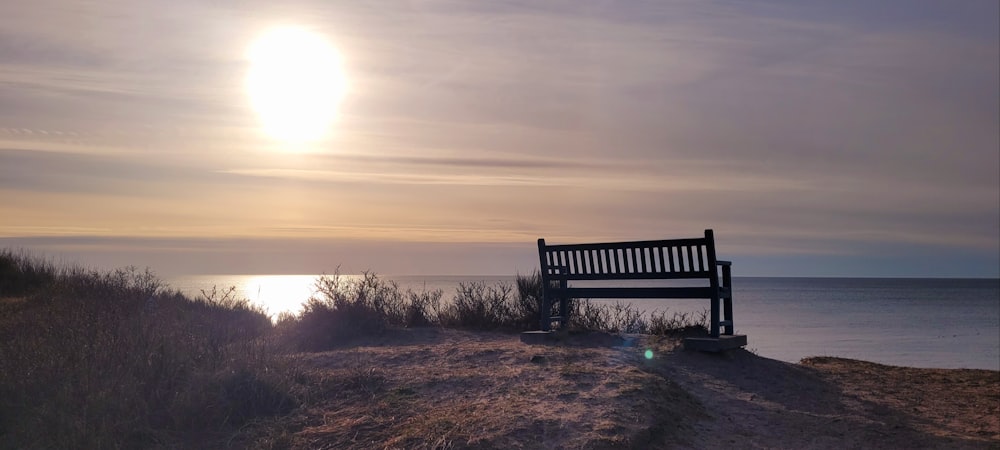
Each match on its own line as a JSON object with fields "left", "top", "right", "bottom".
{"left": 1, "top": 0, "right": 998, "bottom": 278}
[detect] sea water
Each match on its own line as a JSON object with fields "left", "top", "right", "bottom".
{"left": 166, "top": 275, "right": 999, "bottom": 371}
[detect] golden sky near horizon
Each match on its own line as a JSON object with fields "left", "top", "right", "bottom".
{"left": 0, "top": 0, "right": 997, "bottom": 276}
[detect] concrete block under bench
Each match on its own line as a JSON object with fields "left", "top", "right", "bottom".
{"left": 520, "top": 330, "right": 558, "bottom": 344}
{"left": 683, "top": 334, "right": 748, "bottom": 352}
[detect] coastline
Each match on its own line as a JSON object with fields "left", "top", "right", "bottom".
{"left": 4, "top": 255, "right": 996, "bottom": 448}
{"left": 165, "top": 274, "right": 1000, "bottom": 371}
{"left": 255, "top": 328, "right": 999, "bottom": 449}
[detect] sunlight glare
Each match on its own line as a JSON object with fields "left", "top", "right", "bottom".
{"left": 245, "top": 27, "right": 346, "bottom": 144}
{"left": 242, "top": 275, "right": 320, "bottom": 316}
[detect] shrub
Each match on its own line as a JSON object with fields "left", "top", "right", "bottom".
{"left": 273, "top": 269, "right": 707, "bottom": 337}
{"left": 0, "top": 249, "right": 59, "bottom": 298}
{"left": 647, "top": 309, "right": 710, "bottom": 336}
{"left": 403, "top": 289, "right": 441, "bottom": 328}
{"left": 512, "top": 271, "right": 546, "bottom": 329}
{"left": 567, "top": 300, "right": 709, "bottom": 336}
{"left": 437, "top": 281, "right": 514, "bottom": 329}
{"left": 568, "top": 299, "right": 611, "bottom": 331}
{"left": 435, "top": 271, "right": 562, "bottom": 331}
{"left": 0, "top": 252, "right": 297, "bottom": 449}
{"left": 277, "top": 271, "right": 445, "bottom": 351}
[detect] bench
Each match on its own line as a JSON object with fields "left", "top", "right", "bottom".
{"left": 535, "top": 229, "right": 746, "bottom": 349}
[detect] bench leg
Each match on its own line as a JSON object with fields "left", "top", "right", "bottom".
{"left": 540, "top": 295, "right": 551, "bottom": 331}
{"left": 559, "top": 279, "right": 569, "bottom": 328}
{"left": 710, "top": 296, "right": 721, "bottom": 338}
{"left": 722, "top": 263, "right": 734, "bottom": 335}
{"left": 559, "top": 296, "right": 569, "bottom": 328}
{"left": 723, "top": 296, "right": 734, "bottom": 335}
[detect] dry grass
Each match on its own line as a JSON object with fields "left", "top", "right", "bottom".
{"left": 275, "top": 270, "right": 709, "bottom": 353}
{"left": 9, "top": 250, "right": 990, "bottom": 448}
{"left": 278, "top": 328, "right": 705, "bottom": 449}
{"left": 802, "top": 357, "right": 1000, "bottom": 443}
{"left": 254, "top": 330, "right": 1000, "bottom": 449}
{"left": 0, "top": 252, "right": 708, "bottom": 449}
{"left": 0, "top": 250, "right": 299, "bottom": 449}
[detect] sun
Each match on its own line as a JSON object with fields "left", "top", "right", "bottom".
{"left": 245, "top": 27, "right": 346, "bottom": 143}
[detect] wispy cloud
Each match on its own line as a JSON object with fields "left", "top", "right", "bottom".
{"left": 0, "top": 0, "right": 996, "bottom": 275}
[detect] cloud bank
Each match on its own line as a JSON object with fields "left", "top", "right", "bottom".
{"left": 1, "top": 0, "right": 997, "bottom": 276}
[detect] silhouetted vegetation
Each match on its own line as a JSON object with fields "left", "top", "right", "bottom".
{"left": 0, "top": 249, "right": 707, "bottom": 448}
{"left": 274, "top": 272, "right": 444, "bottom": 351}
{"left": 276, "top": 269, "right": 708, "bottom": 351}
{"left": 0, "top": 250, "right": 296, "bottom": 449}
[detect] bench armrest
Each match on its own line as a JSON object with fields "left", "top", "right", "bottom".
{"left": 716, "top": 260, "right": 732, "bottom": 266}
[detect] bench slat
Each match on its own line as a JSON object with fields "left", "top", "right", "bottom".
{"left": 548, "top": 286, "right": 715, "bottom": 299}
{"left": 544, "top": 246, "right": 720, "bottom": 276}
{"left": 550, "top": 245, "right": 710, "bottom": 272}
{"left": 542, "top": 271, "right": 714, "bottom": 281}
{"left": 542, "top": 237, "right": 709, "bottom": 252}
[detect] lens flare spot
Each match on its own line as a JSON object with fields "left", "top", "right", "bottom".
{"left": 644, "top": 349, "right": 654, "bottom": 359}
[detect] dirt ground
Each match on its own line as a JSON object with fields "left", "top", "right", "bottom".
{"left": 648, "top": 338, "right": 999, "bottom": 449}
{"left": 261, "top": 328, "right": 999, "bottom": 449}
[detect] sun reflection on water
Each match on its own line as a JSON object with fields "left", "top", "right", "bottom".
{"left": 239, "top": 275, "right": 321, "bottom": 316}
{"left": 168, "top": 274, "right": 465, "bottom": 318}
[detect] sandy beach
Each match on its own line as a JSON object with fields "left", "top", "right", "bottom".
{"left": 254, "top": 328, "right": 999, "bottom": 449}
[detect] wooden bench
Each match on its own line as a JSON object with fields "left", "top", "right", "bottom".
{"left": 535, "top": 229, "right": 746, "bottom": 350}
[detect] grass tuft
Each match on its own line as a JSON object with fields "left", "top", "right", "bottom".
{"left": 0, "top": 251, "right": 299, "bottom": 449}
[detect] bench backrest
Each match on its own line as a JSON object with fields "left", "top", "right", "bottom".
{"left": 537, "top": 229, "right": 720, "bottom": 282}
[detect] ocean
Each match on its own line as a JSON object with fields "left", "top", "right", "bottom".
{"left": 165, "top": 275, "right": 1000, "bottom": 371}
